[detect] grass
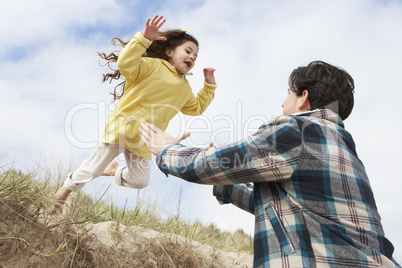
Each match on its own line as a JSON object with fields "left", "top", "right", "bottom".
{"left": 0, "top": 163, "right": 253, "bottom": 267}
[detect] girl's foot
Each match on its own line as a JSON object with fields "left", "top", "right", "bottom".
{"left": 53, "top": 186, "right": 72, "bottom": 210}
{"left": 102, "top": 161, "right": 119, "bottom": 176}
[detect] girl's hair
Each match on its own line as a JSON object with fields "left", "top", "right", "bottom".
{"left": 97, "top": 30, "right": 199, "bottom": 101}
{"left": 288, "top": 60, "right": 355, "bottom": 120}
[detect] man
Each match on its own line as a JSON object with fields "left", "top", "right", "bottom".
{"left": 140, "top": 61, "right": 400, "bottom": 267}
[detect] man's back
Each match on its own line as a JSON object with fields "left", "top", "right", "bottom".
{"left": 252, "top": 109, "right": 397, "bottom": 267}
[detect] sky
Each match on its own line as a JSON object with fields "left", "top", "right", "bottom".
{"left": 1, "top": 0, "right": 401, "bottom": 262}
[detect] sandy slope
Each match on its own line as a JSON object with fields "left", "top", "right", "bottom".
{"left": 0, "top": 202, "right": 253, "bottom": 267}
{"left": 84, "top": 221, "right": 253, "bottom": 267}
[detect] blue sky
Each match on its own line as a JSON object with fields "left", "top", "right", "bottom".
{"left": 1, "top": 0, "right": 402, "bottom": 262}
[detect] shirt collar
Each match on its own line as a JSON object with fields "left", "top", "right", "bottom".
{"left": 261, "top": 109, "right": 344, "bottom": 130}
{"left": 161, "top": 59, "right": 192, "bottom": 77}
{"left": 293, "top": 109, "right": 344, "bottom": 127}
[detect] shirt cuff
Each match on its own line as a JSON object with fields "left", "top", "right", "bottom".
{"left": 134, "top": 32, "right": 153, "bottom": 48}
{"left": 204, "top": 80, "right": 217, "bottom": 91}
{"left": 156, "top": 143, "right": 183, "bottom": 176}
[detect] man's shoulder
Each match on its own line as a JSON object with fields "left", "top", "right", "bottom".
{"left": 254, "top": 109, "right": 348, "bottom": 145}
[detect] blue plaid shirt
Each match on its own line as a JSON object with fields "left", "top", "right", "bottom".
{"left": 157, "top": 109, "right": 400, "bottom": 267}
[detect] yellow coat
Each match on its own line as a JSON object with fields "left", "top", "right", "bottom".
{"left": 101, "top": 32, "right": 217, "bottom": 159}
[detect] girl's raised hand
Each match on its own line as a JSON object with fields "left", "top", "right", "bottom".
{"left": 143, "top": 15, "right": 167, "bottom": 41}
{"left": 203, "top": 68, "right": 216, "bottom": 85}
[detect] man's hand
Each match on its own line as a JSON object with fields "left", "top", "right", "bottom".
{"left": 139, "top": 123, "right": 190, "bottom": 155}
{"left": 143, "top": 15, "right": 167, "bottom": 41}
{"left": 203, "top": 68, "right": 216, "bottom": 85}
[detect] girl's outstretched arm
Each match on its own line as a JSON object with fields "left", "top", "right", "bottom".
{"left": 143, "top": 15, "right": 167, "bottom": 41}
{"left": 117, "top": 15, "right": 165, "bottom": 80}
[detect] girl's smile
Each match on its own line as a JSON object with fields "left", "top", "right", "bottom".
{"left": 166, "top": 41, "right": 198, "bottom": 75}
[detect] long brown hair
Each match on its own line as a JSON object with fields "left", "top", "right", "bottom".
{"left": 97, "top": 30, "right": 199, "bottom": 101}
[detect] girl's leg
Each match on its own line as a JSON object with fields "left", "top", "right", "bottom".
{"left": 102, "top": 161, "right": 120, "bottom": 176}
{"left": 64, "top": 144, "right": 123, "bottom": 190}
{"left": 53, "top": 143, "right": 122, "bottom": 209}
{"left": 115, "top": 150, "right": 151, "bottom": 189}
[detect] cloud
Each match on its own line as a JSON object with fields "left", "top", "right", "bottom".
{"left": 1, "top": 0, "right": 402, "bottom": 263}
{"left": 0, "top": 0, "right": 130, "bottom": 51}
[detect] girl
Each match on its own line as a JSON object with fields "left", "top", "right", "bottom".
{"left": 53, "top": 15, "right": 217, "bottom": 209}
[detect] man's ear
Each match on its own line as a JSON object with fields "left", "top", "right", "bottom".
{"left": 298, "top": 90, "right": 311, "bottom": 111}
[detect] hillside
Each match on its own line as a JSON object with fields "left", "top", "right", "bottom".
{"left": 0, "top": 169, "right": 253, "bottom": 267}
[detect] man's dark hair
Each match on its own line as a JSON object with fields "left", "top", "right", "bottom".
{"left": 288, "top": 60, "right": 355, "bottom": 120}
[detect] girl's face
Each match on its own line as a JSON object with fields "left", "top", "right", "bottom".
{"left": 166, "top": 41, "right": 198, "bottom": 75}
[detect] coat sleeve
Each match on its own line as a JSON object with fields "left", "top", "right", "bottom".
{"left": 116, "top": 32, "right": 153, "bottom": 82}
{"left": 156, "top": 117, "right": 302, "bottom": 185}
{"left": 213, "top": 184, "right": 254, "bottom": 214}
{"left": 180, "top": 81, "right": 217, "bottom": 116}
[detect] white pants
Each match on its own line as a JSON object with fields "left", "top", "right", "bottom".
{"left": 63, "top": 143, "right": 151, "bottom": 192}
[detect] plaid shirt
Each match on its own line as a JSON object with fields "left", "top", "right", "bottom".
{"left": 157, "top": 109, "right": 400, "bottom": 267}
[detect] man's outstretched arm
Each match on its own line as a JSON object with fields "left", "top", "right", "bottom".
{"left": 139, "top": 122, "right": 297, "bottom": 186}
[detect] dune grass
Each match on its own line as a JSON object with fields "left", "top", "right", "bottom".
{"left": 0, "top": 163, "right": 253, "bottom": 267}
